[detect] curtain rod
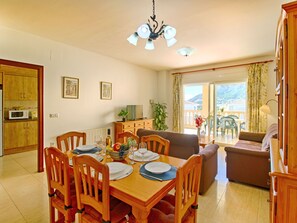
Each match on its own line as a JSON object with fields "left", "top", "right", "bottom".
{"left": 171, "top": 59, "right": 274, "bottom": 75}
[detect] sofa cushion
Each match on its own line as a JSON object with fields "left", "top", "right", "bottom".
{"left": 261, "top": 123, "right": 278, "bottom": 151}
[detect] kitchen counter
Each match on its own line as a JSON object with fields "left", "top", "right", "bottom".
{"left": 4, "top": 118, "right": 38, "bottom": 123}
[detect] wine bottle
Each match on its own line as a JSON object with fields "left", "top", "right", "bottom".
{"left": 106, "top": 128, "right": 112, "bottom": 148}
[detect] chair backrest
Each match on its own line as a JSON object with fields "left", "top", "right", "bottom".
{"left": 175, "top": 155, "right": 202, "bottom": 223}
{"left": 72, "top": 155, "right": 111, "bottom": 222}
{"left": 44, "top": 147, "right": 72, "bottom": 207}
{"left": 56, "top": 131, "right": 86, "bottom": 152}
{"left": 141, "top": 134, "right": 170, "bottom": 155}
{"left": 117, "top": 131, "right": 139, "bottom": 144}
{"left": 220, "top": 116, "right": 237, "bottom": 129}
{"left": 227, "top": 114, "right": 239, "bottom": 120}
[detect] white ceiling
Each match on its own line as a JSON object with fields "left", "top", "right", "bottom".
{"left": 0, "top": 0, "right": 283, "bottom": 71}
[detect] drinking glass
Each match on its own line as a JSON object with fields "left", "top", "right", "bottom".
{"left": 129, "top": 140, "right": 138, "bottom": 165}
{"left": 96, "top": 136, "right": 106, "bottom": 156}
{"left": 138, "top": 142, "right": 147, "bottom": 162}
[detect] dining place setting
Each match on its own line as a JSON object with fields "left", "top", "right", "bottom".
{"left": 47, "top": 130, "right": 199, "bottom": 223}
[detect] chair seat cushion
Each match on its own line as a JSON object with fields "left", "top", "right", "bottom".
{"left": 83, "top": 196, "right": 131, "bottom": 223}
{"left": 148, "top": 194, "right": 194, "bottom": 223}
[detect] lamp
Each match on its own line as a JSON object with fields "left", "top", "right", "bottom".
{"left": 177, "top": 47, "right": 195, "bottom": 57}
{"left": 127, "top": 0, "right": 177, "bottom": 50}
{"left": 260, "top": 99, "right": 278, "bottom": 114}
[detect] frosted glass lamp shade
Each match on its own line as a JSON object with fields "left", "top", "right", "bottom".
{"left": 166, "top": 38, "right": 177, "bottom": 47}
{"left": 163, "top": 26, "right": 176, "bottom": 39}
{"left": 177, "top": 47, "right": 195, "bottom": 56}
{"left": 137, "top": 24, "right": 151, "bottom": 39}
{"left": 145, "top": 39, "right": 154, "bottom": 50}
{"left": 260, "top": 104, "right": 271, "bottom": 114}
{"left": 127, "top": 33, "right": 139, "bottom": 46}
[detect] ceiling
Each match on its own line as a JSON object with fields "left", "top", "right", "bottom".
{"left": 0, "top": 0, "right": 283, "bottom": 71}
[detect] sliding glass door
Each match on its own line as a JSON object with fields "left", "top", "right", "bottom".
{"left": 183, "top": 81, "right": 247, "bottom": 144}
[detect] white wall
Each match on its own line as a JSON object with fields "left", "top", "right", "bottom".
{"left": 159, "top": 56, "right": 278, "bottom": 131}
{"left": 0, "top": 26, "right": 158, "bottom": 146}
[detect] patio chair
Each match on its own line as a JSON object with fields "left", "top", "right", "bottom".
{"left": 219, "top": 116, "right": 238, "bottom": 138}
{"left": 44, "top": 147, "right": 77, "bottom": 223}
{"left": 56, "top": 131, "right": 86, "bottom": 152}
{"left": 141, "top": 134, "right": 170, "bottom": 155}
{"left": 148, "top": 154, "right": 203, "bottom": 223}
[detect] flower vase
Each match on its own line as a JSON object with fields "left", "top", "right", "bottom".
{"left": 197, "top": 127, "right": 201, "bottom": 138}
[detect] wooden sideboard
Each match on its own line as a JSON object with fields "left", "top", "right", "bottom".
{"left": 270, "top": 2, "right": 297, "bottom": 222}
{"left": 114, "top": 119, "right": 153, "bottom": 142}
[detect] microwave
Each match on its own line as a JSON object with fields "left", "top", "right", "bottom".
{"left": 9, "top": 110, "right": 29, "bottom": 120}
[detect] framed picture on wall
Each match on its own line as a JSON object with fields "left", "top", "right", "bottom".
{"left": 63, "top": 76, "right": 79, "bottom": 99}
{"left": 100, "top": 81, "right": 112, "bottom": 100}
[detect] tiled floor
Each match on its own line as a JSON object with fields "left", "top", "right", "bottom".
{"left": 0, "top": 148, "right": 269, "bottom": 223}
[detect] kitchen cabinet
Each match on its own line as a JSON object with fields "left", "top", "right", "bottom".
{"left": 3, "top": 74, "right": 37, "bottom": 101}
{"left": 4, "top": 120, "right": 38, "bottom": 154}
{"left": 114, "top": 119, "right": 153, "bottom": 142}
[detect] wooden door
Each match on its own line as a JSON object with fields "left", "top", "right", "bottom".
{"left": 4, "top": 122, "right": 26, "bottom": 149}
{"left": 3, "top": 74, "right": 23, "bottom": 100}
{"left": 26, "top": 121, "right": 38, "bottom": 145}
{"left": 23, "top": 76, "right": 38, "bottom": 100}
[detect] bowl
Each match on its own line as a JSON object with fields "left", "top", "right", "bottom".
{"left": 108, "top": 150, "right": 129, "bottom": 161}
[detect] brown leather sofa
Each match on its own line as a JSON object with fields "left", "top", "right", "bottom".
{"left": 137, "top": 128, "right": 219, "bottom": 194}
{"left": 224, "top": 124, "right": 277, "bottom": 189}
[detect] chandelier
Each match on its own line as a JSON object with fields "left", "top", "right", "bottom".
{"left": 127, "top": 0, "right": 177, "bottom": 50}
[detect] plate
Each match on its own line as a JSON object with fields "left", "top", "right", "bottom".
{"left": 107, "top": 162, "right": 126, "bottom": 175}
{"left": 128, "top": 152, "right": 159, "bottom": 162}
{"left": 77, "top": 154, "right": 103, "bottom": 162}
{"left": 134, "top": 150, "right": 153, "bottom": 158}
{"left": 145, "top": 162, "right": 171, "bottom": 174}
{"left": 76, "top": 145, "right": 96, "bottom": 151}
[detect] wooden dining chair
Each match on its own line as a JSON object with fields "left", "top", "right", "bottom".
{"left": 72, "top": 155, "right": 132, "bottom": 223}
{"left": 44, "top": 147, "right": 77, "bottom": 223}
{"left": 117, "top": 131, "right": 139, "bottom": 144}
{"left": 141, "top": 134, "right": 170, "bottom": 155}
{"left": 148, "top": 155, "right": 203, "bottom": 223}
{"left": 56, "top": 131, "right": 86, "bottom": 152}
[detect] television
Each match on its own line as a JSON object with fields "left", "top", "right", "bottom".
{"left": 126, "top": 105, "right": 143, "bottom": 121}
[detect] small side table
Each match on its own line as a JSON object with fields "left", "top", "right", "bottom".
{"left": 199, "top": 135, "right": 215, "bottom": 148}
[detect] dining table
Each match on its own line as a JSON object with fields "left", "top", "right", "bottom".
{"left": 67, "top": 150, "right": 187, "bottom": 223}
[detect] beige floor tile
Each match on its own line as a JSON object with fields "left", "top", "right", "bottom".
{"left": 0, "top": 148, "right": 270, "bottom": 223}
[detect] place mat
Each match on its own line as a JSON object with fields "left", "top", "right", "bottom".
{"left": 128, "top": 152, "right": 160, "bottom": 162}
{"left": 72, "top": 147, "right": 102, "bottom": 154}
{"left": 140, "top": 162, "right": 177, "bottom": 181}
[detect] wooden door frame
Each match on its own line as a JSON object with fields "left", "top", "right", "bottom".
{"left": 0, "top": 59, "right": 44, "bottom": 172}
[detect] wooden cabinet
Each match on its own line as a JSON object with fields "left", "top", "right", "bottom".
{"left": 114, "top": 119, "right": 153, "bottom": 142}
{"left": 3, "top": 74, "right": 38, "bottom": 101}
{"left": 270, "top": 2, "right": 297, "bottom": 222}
{"left": 4, "top": 120, "right": 38, "bottom": 154}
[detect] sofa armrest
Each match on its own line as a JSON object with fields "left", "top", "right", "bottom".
{"left": 224, "top": 146, "right": 269, "bottom": 157}
{"left": 238, "top": 131, "right": 266, "bottom": 143}
{"left": 199, "top": 144, "right": 219, "bottom": 160}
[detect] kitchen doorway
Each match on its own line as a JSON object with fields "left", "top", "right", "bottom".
{"left": 0, "top": 59, "right": 44, "bottom": 172}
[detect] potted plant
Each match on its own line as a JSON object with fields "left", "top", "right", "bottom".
{"left": 118, "top": 109, "right": 129, "bottom": 122}
{"left": 151, "top": 102, "right": 168, "bottom": 130}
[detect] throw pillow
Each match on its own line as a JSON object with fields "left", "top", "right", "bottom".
{"left": 261, "top": 123, "right": 278, "bottom": 151}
